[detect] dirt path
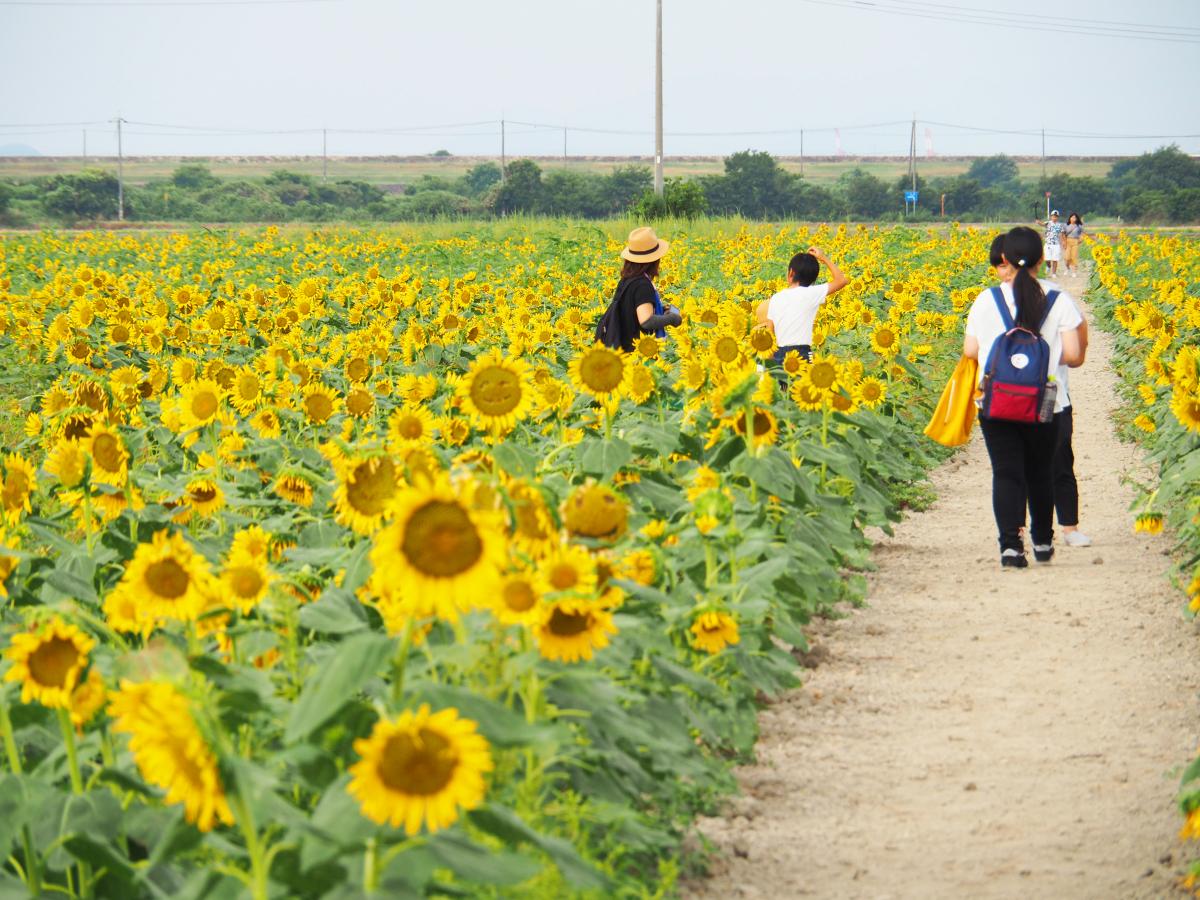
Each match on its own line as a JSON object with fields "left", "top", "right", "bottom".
{"left": 689, "top": 268, "right": 1200, "bottom": 899}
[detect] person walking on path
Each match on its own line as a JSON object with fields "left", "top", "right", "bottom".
{"left": 1035, "top": 209, "right": 1066, "bottom": 277}
{"left": 965, "top": 226, "right": 1084, "bottom": 567}
{"left": 754, "top": 246, "right": 849, "bottom": 369}
{"left": 988, "top": 236, "right": 1093, "bottom": 548}
{"left": 594, "top": 226, "right": 682, "bottom": 353}
{"left": 1062, "top": 213, "right": 1084, "bottom": 277}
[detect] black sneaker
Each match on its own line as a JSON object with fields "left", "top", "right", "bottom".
{"left": 1033, "top": 544, "right": 1054, "bottom": 563}
{"left": 1001, "top": 549, "right": 1028, "bottom": 568}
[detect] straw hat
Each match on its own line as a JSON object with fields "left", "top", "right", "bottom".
{"left": 620, "top": 226, "right": 670, "bottom": 263}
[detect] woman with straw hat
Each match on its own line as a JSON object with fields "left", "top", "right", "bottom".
{"left": 594, "top": 226, "right": 682, "bottom": 352}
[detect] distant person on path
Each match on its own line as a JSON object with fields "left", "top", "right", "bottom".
{"left": 1035, "top": 209, "right": 1065, "bottom": 277}
{"left": 755, "top": 246, "right": 849, "bottom": 368}
{"left": 1062, "top": 213, "right": 1084, "bottom": 277}
{"left": 988, "top": 235, "right": 1092, "bottom": 549}
{"left": 594, "top": 226, "right": 682, "bottom": 352}
{"left": 965, "top": 226, "right": 1085, "bottom": 568}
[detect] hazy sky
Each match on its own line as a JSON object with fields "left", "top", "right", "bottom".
{"left": 1, "top": 0, "right": 1198, "bottom": 159}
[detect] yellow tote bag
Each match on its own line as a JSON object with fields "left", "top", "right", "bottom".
{"left": 924, "top": 357, "right": 979, "bottom": 447}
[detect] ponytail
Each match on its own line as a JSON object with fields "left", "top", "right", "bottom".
{"left": 1002, "top": 226, "right": 1046, "bottom": 331}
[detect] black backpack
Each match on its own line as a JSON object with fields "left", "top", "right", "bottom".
{"left": 594, "top": 280, "right": 635, "bottom": 350}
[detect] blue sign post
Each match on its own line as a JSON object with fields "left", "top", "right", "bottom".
{"left": 904, "top": 189, "right": 919, "bottom": 216}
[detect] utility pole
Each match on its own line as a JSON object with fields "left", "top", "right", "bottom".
{"left": 500, "top": 118, "right": 506, "bottom": 184}
{"left": 115, "top": 116, "right": 125, "bottom": 222}
{"left": 563, "top": 127, "right": 568, "bottom": 161}
{"left": 799, "top": 128, "right": 804, "bottom": 178}
{"left": 1041, "top": 127, "right": 1046, "bottom": 180}
{"left": 82, "top": 129, "right": 87, "bottom": 166}
{"left": 654, "top": 0, "right": 664, "bottom": 197}
{"left": 322, "top": 128, "right": 328, "bottom": 182}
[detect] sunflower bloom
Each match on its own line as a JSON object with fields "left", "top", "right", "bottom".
{"left": 493, "top": 568, "right": 543, "bottom": 627}
{"left": 4, "top": 616, "right": 94, "bottom": 708}
{"left": 690, "top": 611, "right": 740, "bottom": 654}
{"left": 456, "top": 349, "right": 535, "bottom": 434}
{"left": 44, "top": 437, "right": 87, "bottom": 488}
{"left": 178, "top": 379, "right": 224, "bottom": 430}
{"left": 534, "top": 597, "right": 617, "bottom": 663}
{"left": 561, "top": 483, "right": 628, "bottom": 542}
{"left": 369, "top": 477, "right": 505, "bottom": 620}
{"left": 105, "top": 530, "right": 217, "bottom": 633}
{"left": 348, "top": 705, "right": 493, "bottom": 834}
{"left": 108, "top": 680, "right": 234, "bottom": 832}
{"left": 569, "top": 346, "right": 625, "bottom": 400}
{"left": 334, "top": 455, "right": 401, "bottom": 535}
{"left": 1, "top": 454, "right": 36, "bottom": 525}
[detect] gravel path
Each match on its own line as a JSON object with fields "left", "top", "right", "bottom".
{"left": 688, "top": 267, "right": 1200, "bottom": 899}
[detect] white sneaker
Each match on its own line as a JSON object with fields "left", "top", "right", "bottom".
{"left": 1063, "top": 530, "right": 1092, "bottom": 547}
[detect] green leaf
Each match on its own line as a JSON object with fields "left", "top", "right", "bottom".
{"left": 64, "top": 835, "right": 136, "bottom": 884}
{"left": 579, "top": 437, "right": 632, "bottom": 481}
{"left": 626, "top": 422, "right": 680, "bottom": 457}
{"left": 284, "top": 633, "right": 393, "bottom": 743}
{"left": 414, "top": 684, "right": 561, "bottom": 749}
{"left": 491, "top": 442, "right": 537, "bottom": 479}
{"left": 469, "top": 804, "right": 611, "bottom": 890}
{"left": 298, "top": 587, "right": 369, "bottom": 635}
{"left": 426, "top": 831, "right": 541, "bottom": 885}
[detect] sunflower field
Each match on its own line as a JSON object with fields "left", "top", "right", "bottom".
{"left": 1088, "top": 233, "right": 1200, "bottom": 885}
{"left": 0, "top": 222, "right": 986, "bottom": 898}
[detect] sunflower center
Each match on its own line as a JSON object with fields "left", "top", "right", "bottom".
{"left": 502, "top": 579, "right": 537, "bottom": 613}
{"left": 64, "top": 415, "right": 93, "bottom": 440}
{"left": 229, "top": 565, "right": 264, "bottom": 599}
{"left": 547, "top": 606, "right": 592, "bottom": 637}
{"left": 876, "top": 329, "right": 896, "bottom": 348}
{"left": 401, "top": 500, "right": 483, "bottom": 577}
{"left": 192, "top": 391, "right": 218, "bottom": 420}
{"left": 347, "top": 358, "right": 371, "bottom": 382}
{"left": 92, "top": 433, "right": 123, "bottom": 471}
{"left": 190, "top": 484, "right": 218, "bottom": 504}
{"left": 347, "top": 459, "right": 397, "bottom": 517}
{"left": 469, "top": 365, "right": 522, "bottom": 416}
{"left": 579, "top": 350, "right": 623, "bottom": 393}
{"left": 237, "top": 374, "right": 260, "bottom": 401}
{"left": 548, "top": 563, "right": 579, "bottom": 592}
{"left": 306, "top": 392, "right": 335, "bottom": 422}
{"left": 346, "top": 389, "right": 374, "bottom": 417}
{"left": 145, "top": 558, "right": 190, "bottom": 600}
{"left": 809, "top": 363, "right": 837, "bottom": 389}
{"left": 28, "top": 637, "right": 80, "bottom": 688}
{"left": 737, "top": 410, "right": 773, "bottom": 437}
{"left": 715, "top": 337, "right": 739, "bottom": 363}
{"left": 396, "top": 416, "right": 423, "bottom": 440}
{"left": 3, "top": 471, "right": 30, "bottom": 507}
{"left": 112, "top": 324, "right": 130, "bottom": 343}
{"left": 378, "top": 727, "right": 458, "bottom": 795}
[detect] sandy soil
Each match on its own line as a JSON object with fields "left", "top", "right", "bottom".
{"left": 688, "top": 267, "right": 1200, "bottom": 899}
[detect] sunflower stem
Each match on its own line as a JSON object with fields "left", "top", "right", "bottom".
{"left": 391, "top": 618, "right": 416, "bottom": 709}
{"left": 232, "top": 782, "right": 269, "bottom": 900}
{"left": 1, "top": 700, "right": 41, "bottom": 895}
{"left": 57, "top": 708, "right": 93, "bottom": 899}
{"left": 363, "top": 836, "right": 380, "bottom": 894}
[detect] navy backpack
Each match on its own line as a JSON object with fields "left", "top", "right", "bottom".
{"left": 980, "top": 286, "right": 1060, "bottom": 424}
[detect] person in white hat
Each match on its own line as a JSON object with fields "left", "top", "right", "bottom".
{"left": 594, "top": 226, "right": 682, "bottom": 352}
{"left": 1035, "top": 209, "right": 1064, "bottom": 277}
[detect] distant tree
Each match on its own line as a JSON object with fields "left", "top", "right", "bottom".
{"left": 1036, "top": 174, "right": 1113, "bottom": 218}
{"left": 493, "top": 159, "right": 543, "bottom": 214}
{"left": 704, "top": 150, "right": 796, "bottom": 217}
{"left": 43, "top": 169, "right": 121, "bottom": 220}
{"left": 840, "top": 169, "right": 891, "bottom": 218}
{"left": 463, "top": 163, "right": 502, "bottom": 196}
{"left": 966, "top": 155, "right": 1020, "bottom": 188}
{"left": 431, "top": 149, "right": 452, "bottom": 157}
{"left": 539, "top": 170, "right": 603, "bottom": 217}
{"left": 786, "top": 179, "right": 841, "bottom": 219}
{"left": 1170, "top": 188, "right": 1200, "bottom": 222}
{"left": 598, "top": 165, "right": 653, "bottom": 214}
{"left": 264, "top": 170, "right": 317, "bottom": 206}
{"left": 633, "top": 178, "right": 707, "bottom": 220}
{"left": 170, "top": 163, "right": 220, "bottom": 191}
{"left": 939, "top": 177, "right": 982, "bottom": 217}
{"left": 396, "top": 190, "right": 476, "bottom": 218}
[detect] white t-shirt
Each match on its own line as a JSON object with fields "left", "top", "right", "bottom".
{"left": 766, "top": 283, "right": 829, "bottom": 347}
{"left": 964, "top": 279, "right": 1083, "bottom": 413}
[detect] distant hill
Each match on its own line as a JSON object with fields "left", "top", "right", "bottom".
{"left": 0, "top": 143, "right": 41, "bottom": 157}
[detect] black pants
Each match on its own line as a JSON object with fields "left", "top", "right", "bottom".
{"left": 1052, "top": 406, "right": 1079, "bottom": 527}
{"left": 979, "top": 416, "right": 1060, "bottom": 552}
{"left": 773, "top": 344, "right": 812, "bottom": 366}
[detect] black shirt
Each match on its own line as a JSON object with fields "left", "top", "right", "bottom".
{"left": 611, "top": 276, "right": 657, "bottom": 353}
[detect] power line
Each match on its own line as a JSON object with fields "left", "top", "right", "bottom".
{"left": 0, "top": 0, "right": 337, "bottom": 5}
{"left": 795, "top": 0, "right": 1200, "bottom": 44}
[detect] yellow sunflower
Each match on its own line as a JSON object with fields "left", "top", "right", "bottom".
{"left": 569, "top": 346, "right": 626, "bottom": 399}
{"left": 690, "top": 611, "right": 740, "bottom": 654}
{"left": 456, "top": 349, "right": 535, "bottom": 434}
{"left": 334, "top": 455, "right": 401, "bottom": 535}
{"left": 104, "top": 530, "right": 216, "bottom": 632}
{"left": 368, "top": 476, "right": 505, "bottom": 620}
{"left": 230, "top": 367, "right": 264, "bottom": 415}
{"left": 109, "top": 680, "right": 234, "bottom": 832}
{"left": 348, "top": 705, "right": 493, "bottom": 835}
{"left": 871, "top": 325, "right": 900, "bottom": 357}
{"left": 537, "top": 542, "right": 598, "bottom": 598}
{"left": 1171, "top": 388, "right": 1200, "bottom": 434}
{"left": 711, "top": 333, "right": 743, "bottom": 367}
{"left": 533, "top": 597, "right": 617, "bottom": 663}
{"left": 44, "top": 437, "right": 87, "bottom": 488}
{"left": 494, "top": 568, "right": 544, "bottom": 626}
{"left": 178, "top": 379, "right": 224, "bottom": 430}
{"left": 229, "top": 524, "right": 272, "bottom": 561}
{"left": 273, "top": 472, "right": 314, "bottom": 507}
{"left": 184, "top": 477, "right": 225, "bottom": 518}
{"left": 791, "top": 379, "right": 826, "bottom": 412}
{"left": 749, "top": 326, "right": 777, "bottom": 359}
{"left": 250, "top": 408, "right": 282, "bottom": 439}
{"left": 857, "top": 376, "right": 887, "bottom": 409}
{"left": 561, "top": 483, "right": 628, "bottom": 543}
{"left": 344, "top": 387, "right": 375, "bottom": 419}
{"left": 624, "top": 363, "right": 656, "bottom": 405}
{"left": 69, "top": 668, "right": 107, "bottom": 729}
{"left": 302, "top": 383, "right": 341, "bottom": 425}
{"left": 507, "top": 480, "right": 556, "bottom": 557}
{"left": 4, "top": 616, "right": 94, "bottom": 708}
{"left": 1, "top": 454, "right": 36, "bottom": 525}
{"left": 734, "top": 406, "right": 780, "bottom": 448}
{"left": 221, "top": 552, "right": 274, "bottom": 614}
{"left": 387, "top": 404, "right": 437, "bottom": 451}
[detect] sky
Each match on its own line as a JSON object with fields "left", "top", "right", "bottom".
{"left": 1, "top": 0, "right": 1198, "bottom": 160}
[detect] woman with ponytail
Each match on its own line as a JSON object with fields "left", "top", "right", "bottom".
{"left": 963, "top": 226, "right": 1085, "bottom": 568}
